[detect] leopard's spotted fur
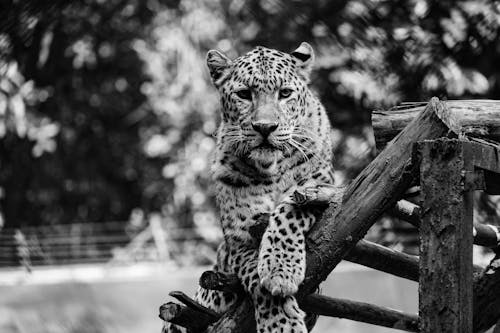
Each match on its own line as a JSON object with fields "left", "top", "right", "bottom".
{"left": 163, "top": 43, "right": 334, "bottom": 333}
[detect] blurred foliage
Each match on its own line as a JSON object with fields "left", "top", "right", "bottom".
{"left": 1, "top": 0, "right": 500, "bottom": 261}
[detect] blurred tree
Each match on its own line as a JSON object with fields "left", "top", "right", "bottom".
{"left": 0, "top": 0, "right": 156, "bottom": 228}
{"left": 1, "top": 0, "right": 499, "bottom": 261}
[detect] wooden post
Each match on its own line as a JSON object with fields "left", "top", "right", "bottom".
{"left": 418, "top": 139, "right": 474, "bottom": 333}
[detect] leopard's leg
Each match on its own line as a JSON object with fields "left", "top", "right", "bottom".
{"left": 231, "top": 246, "right": 308, "bottom": 333}
{"left": 257, "top": 196, "right": 315, "bottom": 297}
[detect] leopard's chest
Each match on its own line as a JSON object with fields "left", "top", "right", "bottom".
{"left": 217, "top": 178, "right": 294, "bottom": 245}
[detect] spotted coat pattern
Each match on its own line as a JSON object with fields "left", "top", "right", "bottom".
{"left": 163, "top": 43, "right": 334, "bottom": 333}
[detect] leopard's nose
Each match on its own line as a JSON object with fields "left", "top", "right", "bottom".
{"left": 251, "top": 121, "right": 278, "bottom": 138}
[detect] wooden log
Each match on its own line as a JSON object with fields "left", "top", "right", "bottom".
{"left": 199, "top": 270, "right": 241, "bottom": 292}
{"left": 390, "top": 199, "right": 422, "bottom": 227}
{"left": 301, "top": 294, "right": 419, "bottom": 332}
{"left": 159, "top": 302, "right": 212, "bottom": 332}
{"left": 346, "top": 240, "right": 419, "bottom": 282}
{"left": 417, "top": 139, "right": 474, "bottom": 333}
{"left": 169, "top": 291, "right": 220, "bottom": 318}
{"left": 199, "top": 270, "right": 244, "bottom": 294}
{"left": 372, "top": 100, "right": 500, "bottom": 150}
{"left": 348, "top": 239, "right": 484, "bottom": 279}
{"left": 473, "top": 254, "right": 500, "bottom": 332}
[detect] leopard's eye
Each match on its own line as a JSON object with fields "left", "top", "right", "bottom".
{"left": 235, "top": 89, "right": 252, "bottom": 101}
{"left": 279, "top": 88, "right": 293, "bottom": 99}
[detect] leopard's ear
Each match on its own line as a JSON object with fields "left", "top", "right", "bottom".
{"left": 291, "top": 42, "right": 314, "bottom": 82}
{"left": 206, "top": 50, "right": 233, "bottom": 87}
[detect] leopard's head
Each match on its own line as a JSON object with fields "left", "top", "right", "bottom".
{"left": 207, "top": 43, "right": 316, "bottom": 172}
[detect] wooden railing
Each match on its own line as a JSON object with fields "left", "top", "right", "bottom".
{"left": 160, "top": 98, "right": 500, "bottom": 333}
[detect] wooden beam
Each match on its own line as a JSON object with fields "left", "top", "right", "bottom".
{"left": 463, "top": 139, "right": 500, "bottom": 195}
{"left": 464, "top": 138, "right": 500, "bottom": 172}
{"left": 417, "top": 139, "right": 474, "bottom": 333}
{"left": 346, "top": 240, "right": 419, "bottom": 282}
{"left": 372, "top": 100, "right": 500, "bottom": 150}
{"left": 301, "top": 294, "right": 419, "bottom": 332}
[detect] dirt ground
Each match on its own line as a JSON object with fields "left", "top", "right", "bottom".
{"left": 0, "top": 263, "right": 418, "bottom": 333}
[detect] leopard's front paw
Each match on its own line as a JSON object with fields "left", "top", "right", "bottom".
{"left": 260, "top": 273, "right": 299, "bottom": 296}
{"left": 258, "top": 240, "right": 304, "bottom": 296}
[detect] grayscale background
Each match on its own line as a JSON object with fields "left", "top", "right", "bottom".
{"left": 0, "top": 1, "right": 499, "bottom": 332}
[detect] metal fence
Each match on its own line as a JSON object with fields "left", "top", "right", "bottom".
{"left": 0, "top": 219, "right": 222, "bottom": 268}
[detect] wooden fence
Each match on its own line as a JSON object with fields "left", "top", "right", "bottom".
{"left": 160, "top": 98, "right": 500, "bottom": 333}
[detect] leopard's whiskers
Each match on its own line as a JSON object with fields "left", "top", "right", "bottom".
{"left": 288, "top": 139, "right": 310, "bottom": 163}
{"left": 290, "top": 132, "right": 321, "bottom": 162}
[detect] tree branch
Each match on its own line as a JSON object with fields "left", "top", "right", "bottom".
{"left": 346, "top": 240, "right": 418, "bottom": 281}
{"left": 159, "top": 302, "right": 213, "bottom": 332}
{"left": 302, "top": 294, "right": 419, "bottom": 332}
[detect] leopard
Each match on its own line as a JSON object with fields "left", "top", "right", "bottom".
{"left": 163, "top": 42, "right": 334, "bottom": 333}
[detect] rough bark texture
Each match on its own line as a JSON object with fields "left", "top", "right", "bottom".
{"left": 418, "top": 139, "right": 474, "bottom": 333}
{"left": 372, "top": 100, "right": 500, "bottom": 150}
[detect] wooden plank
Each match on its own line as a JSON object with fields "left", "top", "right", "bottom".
{"left": 464, "top": 138, "right": 500, "bottom": 174}
{"left": 372, "top": 100, "right": 500, "bottom": 150}
{"left": 418, "top": 139, "right": 474, "bottom": 333}
{"left": 463, "top": 139, "right": 500, "bottom": 194}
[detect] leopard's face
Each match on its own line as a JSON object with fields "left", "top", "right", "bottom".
{"left": 207, "top": 43, "right": 316, "bottom": 171}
